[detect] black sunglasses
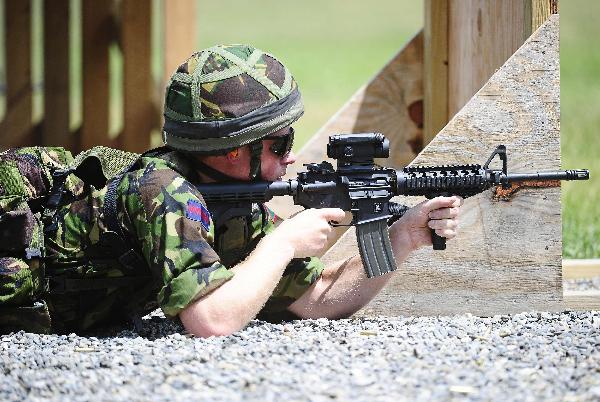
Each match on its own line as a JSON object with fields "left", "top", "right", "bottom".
{"left": 264, "top": 127, "right": 295, "bottom": 157}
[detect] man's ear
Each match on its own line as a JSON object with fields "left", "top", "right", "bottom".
{"left": 226, "top": 148, "right": 241, "bottom": 163}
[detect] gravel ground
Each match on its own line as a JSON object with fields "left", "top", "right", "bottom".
{"left": 1, "top": 283, "right": 599, "bottom": 402}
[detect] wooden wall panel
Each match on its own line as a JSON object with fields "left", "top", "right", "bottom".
{"left": 122, "top": 0, "right": 153, "bottom": 152}
{"left": 81, "top": 0, "right": 112, "bottom": 149}
{"left": 448, "top": 0, "right": 529, "bottom": 117}
{"left": 424, "top": 0, "right": 554, "bottom": 143}
{"left": 43, "top": 0, "right": 72, "bottom": 149}
{"left": 323, "top": 16, "right": 562, "bottom": 317}
{"left": 1, "top": 0, "right": 33, "bottom": 148}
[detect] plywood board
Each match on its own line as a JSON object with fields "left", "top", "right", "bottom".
{"left": 323, "top": 15, "right": 563, "bottom": 317}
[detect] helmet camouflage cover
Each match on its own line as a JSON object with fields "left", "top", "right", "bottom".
{"left": 163, "top": 44, "right": 304, "bottom": 154}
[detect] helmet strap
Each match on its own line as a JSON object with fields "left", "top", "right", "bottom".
{"left": 249, "top": 141, "right": 263, "bottom": 181}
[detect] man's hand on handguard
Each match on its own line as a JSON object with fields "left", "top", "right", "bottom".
{"left": 389, "top": 196, "right": 464, "bottom": 253}
{"left": 272, "top": 208, "right": 346, "bottom": 258}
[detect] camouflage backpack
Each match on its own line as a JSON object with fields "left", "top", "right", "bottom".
{"left": 0, "top": 146, "right": 140, "bottom": 334}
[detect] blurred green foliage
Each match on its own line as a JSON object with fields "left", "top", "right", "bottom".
{"left": 560, "top": 0, "right": 600, "bottom": 258}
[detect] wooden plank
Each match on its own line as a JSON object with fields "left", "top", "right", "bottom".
{"left": 81, "top": 0, "right": 112, "bottom": 149}
{"left": 524, "top": 0, "right": 556, "bottom": 38}
{"left": 324, "top": 15, "right": 562, "bottom": 317}
{"left": 448, "top": 0, "right": 533, "bottom": 118}
{"left": 563, "top": 259, "right": 600, "bottom": 280}
{"left": 121, "top": 0, "right": 153, "bottom": 153}
{"left": 423, "top": 0, "right": 448, "bottom": 146}
{"left": 564, "top": 290, "right": 600, "bottom": 311}
{"left": 267, "top": 32, "right": 424, "bottom": 253}
{"left": 163, "top": 0, "right": 196, "bottom": 85}
{"left": 1, "top": 0, "right": 33, "bottom": 148}
{"left": 43, "top": 0, "right": 72, "bottom": 150}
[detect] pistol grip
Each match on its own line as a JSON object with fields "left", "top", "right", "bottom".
{"left": 431, "top": 228, "right": 447, "bottom": 250}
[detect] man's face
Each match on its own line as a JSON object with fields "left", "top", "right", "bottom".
{"left": 259, "top": 126, "right": 297, "bottom": 181}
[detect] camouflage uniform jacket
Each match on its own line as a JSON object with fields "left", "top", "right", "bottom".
{"left": 44, "top": 149, "right": 323, "bottom": 332}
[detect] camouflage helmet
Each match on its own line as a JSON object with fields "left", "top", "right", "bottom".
{"left": 162, "top": 44, "right": 304, "bottom": 155}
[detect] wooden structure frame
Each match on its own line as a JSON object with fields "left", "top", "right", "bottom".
{"left": 0, "top": 0, "right": 196, "bottom": 153}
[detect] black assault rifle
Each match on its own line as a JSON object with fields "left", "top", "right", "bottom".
{"left": 197, "top": 134, "right": 589, "bottom": 278}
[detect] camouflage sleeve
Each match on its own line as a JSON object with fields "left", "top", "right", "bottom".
{"left": 257, "top": 205, "right": 325, "bottom": 319}
{"left": 119, "top": 160, "right": 233, "bottom": 317}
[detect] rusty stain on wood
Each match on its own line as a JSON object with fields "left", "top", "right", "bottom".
{"left": 492, "top": 180, "right": 560, "bottom": 201}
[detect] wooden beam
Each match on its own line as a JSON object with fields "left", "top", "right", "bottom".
{"left": 1, "top": 0, "right": 33, "bottom": 148}
{"left": 524, "top": 0, "right": 557, "bottom": 38}
{"left": 564, "top": 290, "right": 600, "bottom": 311}
{"left": 121, "top": 0, "right": 153, "bottom": 153}
{"left": 267, "top": 32, "right": 424, "bottom": 253}
{"left": 43, "top": 0, "right": 72, "bottom": 150}
{"left": 163, "top": 0, "right": 196, "bottom": 86}
{"left": 563, "top": 259, "right": 600, "bottom": 280}
{"left": 326, "top": 15, "right": 562, "bottom": 317}
{"left": 81, "top": 0, "right": 112, "bottom": 149}
{"left": 424, "top": 0, "right": 448, "bottom": 146}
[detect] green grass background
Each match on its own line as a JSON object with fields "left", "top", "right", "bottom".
{"left": 1, "top": 0, "right": 597, "bottom": 257}
{"left": 560, "top": 1, "right": 600, "bottom": 258}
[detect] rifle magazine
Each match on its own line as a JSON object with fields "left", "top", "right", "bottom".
{"left": 356, "top": 220, "right": 398, "bottom": 278}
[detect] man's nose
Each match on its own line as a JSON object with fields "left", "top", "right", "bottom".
{"left": 282, "top": 150, "right": 297, "bottom": 165}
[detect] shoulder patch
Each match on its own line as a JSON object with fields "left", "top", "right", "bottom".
{"left": 186, "top": 199, "right": 211, "bottom": 231}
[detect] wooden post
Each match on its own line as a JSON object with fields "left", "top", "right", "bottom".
{"left": 81, "top": 0, "right": 112, "bottom": 149}
{"left": 1, "top": 0, "right": 33, "bottom": 148}
{"left": 121, "top": 0, "right": 153, "bottom": 152}
{"left": 43, "top": 0, "right": 72, "bottom": 149}
{"left": 423, "top": 0, "right": 448, "bottom": 148}
{"left": 423, "top": 0, "right": 555, "bottom": 143}
{"left": 163, "top": 0, "right": 197, "bottom": 85}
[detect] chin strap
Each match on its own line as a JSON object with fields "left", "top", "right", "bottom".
{"left": 195, "top": 140, "right": 264, "bottom": 182}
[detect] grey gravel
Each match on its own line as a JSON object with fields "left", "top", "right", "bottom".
{"left": 564, "top": 277, "right": 600, "bottom": 292}
{"left": 2, "top": 291, "right": 599, "bottom": 401}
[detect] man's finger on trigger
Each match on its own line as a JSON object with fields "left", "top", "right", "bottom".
{"left": 321, "top": 208, "right": 346, "bottom": 221}
{"left": 451, "top": 196, "right": 464, "bottom": 207}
